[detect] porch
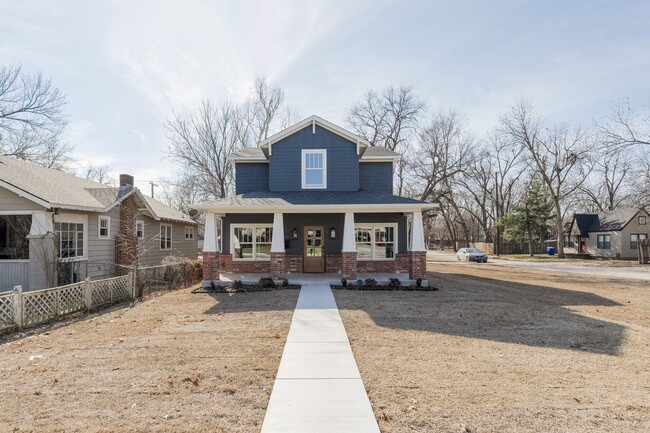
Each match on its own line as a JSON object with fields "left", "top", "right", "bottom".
{"left": 216, "top": 271, "right": 427, "bottom": 287}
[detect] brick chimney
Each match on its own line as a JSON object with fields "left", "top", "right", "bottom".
{"left": 119, "top": 174, "right": 134, "bottom": 187}
{"left": 115, "top": 173, "right": 138, "bottom": 271}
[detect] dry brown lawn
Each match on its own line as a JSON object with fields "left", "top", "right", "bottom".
{"left": 335, "top": 264, "right": 650, "bottom": 433}
{"left": 0, "top": 287, "right": 298, "bottom": 433}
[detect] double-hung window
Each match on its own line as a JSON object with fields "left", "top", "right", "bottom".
{"left": 232, "top": 225, "right": 273, "bottom": 260}
{"left": 56, "top": 222, "right": 85, "bottom": 259}
{"left": 136, "top": 220, "right": 144, "bottom": 239}
{"left": 301, "top": 149, "right": 327, "bottom": 189}
{"left": 597, "top": 234, "right": 611, "bottom": 249}
{"left": 185, "top": 226, "right": 194, "bottom": 240}
{"left": 160, "top": 224, "right": 172, "bottom": 250}
{"left": 354, "top": 223, "right": 397, "bottom": 260}
{"left": 630, "top": 233, "right": 647, "bottom": 249}
{"left": 98, "top": 216, "right": 110, "bottom": 239}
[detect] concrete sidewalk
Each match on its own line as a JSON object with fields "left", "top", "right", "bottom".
{"left": 260, "top": 284, "right": 380, "bottom": 433}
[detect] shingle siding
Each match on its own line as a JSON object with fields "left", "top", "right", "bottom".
{"left": 269, "top": 125, "right": 359, "bottom": 192}
{"left": 359, "top": 162, "right": 393, "bottom": 192}
{"left": 235, "top": 163, "right": 269, "bottom": 194}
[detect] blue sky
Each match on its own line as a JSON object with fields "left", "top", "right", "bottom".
{"left": 1, "top": 0, "right": 648, "bottom": 192}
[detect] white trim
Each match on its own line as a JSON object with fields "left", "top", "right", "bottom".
{"left": 54, "top": 213, "right": 89, "bottom": 261}
{"left": 193, "top": 203, "right": 438, "bottom": 213}
{"left": 160, "top": 223, "right": 173, "bottom": 251}
{"left": 135, "top": 220, "right": 145, "bottom": 240}
{"left": 98, "top": 215, "right": 111, "bottom": 239}
{"left": 184, "top": 226, "right": 195, "bottom": 240}
{"left": 230, "top": 157, "right": 269, "bottom": 163}
{"left": 231, "top": 223, "right": 273, "bottom": 261}
{"left": 354, "top": 223, "right": 398, "bottom": 261}
{"left": 301, "top": 149, "right": 327, "bottom": 189}
{"left": 359, "top": 156, "right": 401, "bottom": 162}
{"left": 0, "top": 179, "right": 50, "bottom": 209}
{"left": 0, "top": 210, "right": 35, "bottom": 215}
{"left": 259, "top": 115, "right": 371, "bottom": 149}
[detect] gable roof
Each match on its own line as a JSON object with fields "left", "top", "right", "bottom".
{"left": 0, "top": 156, "right": 195, "bottom": 224}
{"left": 568, "top": 208, "right": 642, "bottom": 235}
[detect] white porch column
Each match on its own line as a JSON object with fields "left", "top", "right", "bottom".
{"left": 29, "top": 211, "right": 54, "bottom": 236}
{"left": 410, "top": 210, "right": 426, "bottom": 252}
{"left": 271, "top": 212, "right": 285, "bottom": 253}
{"left": 203, "top": 212, "right": 218, "bottom": 252}
{"left": 27, "top": 211, "right": 56, "bottom": 290}
{"left": 342, "top": 212, "right": 356, "bottom": 252}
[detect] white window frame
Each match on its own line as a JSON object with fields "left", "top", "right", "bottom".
{"left": 354, "top": 223, "right": 398, "bottom": 261}
{"left": 630, "top": 233, "right": 647, "bottom": 249}
{"left": 301, "top": 149, "right": 327, "bottom": 189}
{"left": 54, "top": 213, "right": 88, "bottom": 261}
{"left": 597, "top": 234, "right": 611, "bottom": 249}
{"left": 98, "top": 216, "right": 110, "bottom": 239}
{"left": 136, "top": 220, "right": 144, "bottom": 240}
{"left": 231, "top": 224, "right": 273, "bottom": 261}
{"left": 185, "top": 226, "right": 195, "bottom": 240}
{"left": 639, "top": 216, "right": 647, "bottom": 225}
{"left": 160, "top": 224, "right": 173, "bottom": 251}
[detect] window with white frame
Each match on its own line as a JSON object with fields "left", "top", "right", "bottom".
{"left": 597, "top": 234, "right": 611, "bottom": 249}
{"left": 136, "top": 220, "right": 144, "bottom": 239}
{"left": 630, "top": 233, "right": 647, "bottom": 249}
{"left": 639, "top": 216, "right": 647, "bottom": 225}
{"left": 160, "top": 224, "right": 172, "bottom": 250}
{"left": 301, "top": 149, "right": 327, "bottom": 189}
{"left": 354, "top": 223, "right": 397, "bottom": 260}
{"left": 98, "top": 216, "right": 110, "bottom": 239}
{"left": 232, "top": 225, "right": 273, "bottom": 260}
{"left": 185, "top": 226, "right": 194, "bottom": 240}
{"left": 55, "top": 222, "right": 85, "bottom": 259}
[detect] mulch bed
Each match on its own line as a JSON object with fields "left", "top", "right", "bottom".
{"left": 331, "top": 285, "right": 438, "bottom": 291}
{"left": 192, "top": 284, "right": 301, "bottom": 294}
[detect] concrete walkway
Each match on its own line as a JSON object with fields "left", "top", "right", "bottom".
{"left": 260, "top": 284, "right": 380, "bottom": 433}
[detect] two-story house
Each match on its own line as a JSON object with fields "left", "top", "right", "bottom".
{"left": 194, "top": 115, "right": 435, "bottom": 283}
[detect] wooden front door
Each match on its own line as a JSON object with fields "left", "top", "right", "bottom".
{"left": 304, "top": 226, "right": 325, "bottom": 273}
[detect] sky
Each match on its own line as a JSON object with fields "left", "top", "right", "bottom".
{"left": 1, "top": 0, "right": 649, "bottom": 194}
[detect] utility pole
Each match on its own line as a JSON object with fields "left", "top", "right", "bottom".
{"left": 150, "top": 181, "right": 158, "bottom": 198}
{"left": 494, "top": 172, "right": 500, "bottom": 256}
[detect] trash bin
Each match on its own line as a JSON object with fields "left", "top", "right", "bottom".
{"left": 547, "top": 247, "right": 555, "bottom": 256}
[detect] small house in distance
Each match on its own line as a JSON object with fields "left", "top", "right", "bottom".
{"left": 0, "top": 156, "right": 198, "bottom": 291}
{"left": 564, "top": 208, "right": 649, "bottom": 259}
{"left": 194, "top": 115, "right": 435, "bottom": 284}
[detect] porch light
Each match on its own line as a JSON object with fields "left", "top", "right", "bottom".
{"left": 292, "top": 228, "right": 298, "bottom": 240}
{"left": 330, "top": 227, "right": 336, "bottom": 239}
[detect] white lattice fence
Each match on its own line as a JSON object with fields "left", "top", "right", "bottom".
{"left": 0, "top": 292, "right": 15, "bottom": 331}
{"left": 2, "top": 273, "right": 134, "bottom": 333}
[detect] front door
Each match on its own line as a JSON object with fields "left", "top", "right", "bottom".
{"left": 304, "top": 226, "right": 325, "bottom": 273}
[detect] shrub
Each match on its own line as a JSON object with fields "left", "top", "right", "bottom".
{"left": 364, "top": 278, "right": 378, "bottom": 288}
{"left": 259, "top": 277, "right": 276, "bottom": 288}
{"left": 341, "top": 278, "right": 347, "bottom": 287}
{"left": 282, "top": 278, "right": 289, "bottom": 287}
{"left": 356, "top": 279, "right": 364, "bottom": 287}
{"left": 416, "top": 278, "right": 423, "bottom": 288}
{"left": 388, "top": 277, "right": 401, "bottom": 288}
{"left": 228, "top": 280, "right": 244, "bottom": 291}
{"left": 210, "top": 280, "right": 216, "bottom": 290}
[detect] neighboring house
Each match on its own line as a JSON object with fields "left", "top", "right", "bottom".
{"left": 194, "top": 115, "right": 436, "bottom": 283}
{"left": 564, "top": 208, "right": 649, "bottom": 259}
{"left": 0, "top": 156, "right": 198, "bottom": 291}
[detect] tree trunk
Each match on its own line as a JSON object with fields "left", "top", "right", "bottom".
{"left": 554, "top": 201, "right": 565, "bottom": 258}
{"left": 527, "top": 230, "right": 534, "bottom": 256}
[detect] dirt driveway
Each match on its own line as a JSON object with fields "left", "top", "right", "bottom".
{"left": 0, "top": 287, "right": 298, "bottom": 433}
{"left": 335, "top": 264, "right": 650, "bottom": 432}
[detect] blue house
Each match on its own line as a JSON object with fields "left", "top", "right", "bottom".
{"left": 195, "top": 116, "right": 434, "bottom": 282}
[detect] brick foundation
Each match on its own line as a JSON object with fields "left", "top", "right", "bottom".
{"left": 219, "top": 254, "right": 271, "bottom": 274}
{"left": 286, "top": 255, "right": 303, "bottom": 273}
{"left": 203, "top": 252, "right": 220, "bottom": 281}
{"left": 408, "top": 251, "right": 427, "bottom": 280}
{"left": 326, "top": 254, "right": 342, "bottom": 273}
{"left": 396, "top": 254, "right": 410, "bottom": 273}
{"left": 270, "top": 252, "right": 286, "bottom": 279}
{"left": 341, "top": 252, "right": 357, "bottom": 280}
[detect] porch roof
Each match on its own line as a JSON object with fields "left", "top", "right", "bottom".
{"left": 193, "top": 190, "right": 437, "bottom": 213}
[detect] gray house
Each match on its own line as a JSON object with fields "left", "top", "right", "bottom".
{"left": 564, "top": 208, "right": 649, "bottom": 258}
{"left": 195, "top": 115, "right": 435, "bottom": 283}
{"left": 0, "top": 156, "right": 198, "bottom": 291}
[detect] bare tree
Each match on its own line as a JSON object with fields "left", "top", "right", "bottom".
{"left": 577, "top": 145, "right": 634, "bottom": 211}
{"left": 83, "top": 165, "right": 115, "bottom": 186}
{"left": 251, "top": 77, "right": 285, "bottom": 142}
{"left": 599, "top": 99, "right": 650, "bottom": 148}
{"left": 0, "top": 65, "right": 71, "bottom": 169}
{"left": 501, "top": 98, "right": 592, "bottom": 258}
{"left": 347, "top": 85, "right": 425, "bottom": 195}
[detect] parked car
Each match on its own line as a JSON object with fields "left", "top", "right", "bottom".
{"left": 456, "top": 247, "right": 488, "bottom": 263}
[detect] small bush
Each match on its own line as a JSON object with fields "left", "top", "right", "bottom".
{"left": 341, "top": 278, "right": 347, "bottom": 287}
{"left": 364, "top": 278, "right": 378, "bottom": 288}
{"left": 356, "top": 279, "right": 364, "bottom": 287}
{"left": 282, "top": 278, "right": 289, "bottom": 287}
{"left": 416, "top": 278, "right": 423, "bottom": 288}
{"left": 259, "top": 277, "right": 276, "bottom": 288}
{"left": 210, "top": 280, "right": 216, "bottom": 290}
{"left": 388, "top": 277, "right": 401, "bottom": 288}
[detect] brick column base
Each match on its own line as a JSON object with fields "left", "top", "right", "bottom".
{"left": 203, "top": 252, "right": 220, "bottom": 282}
{"left": 341, "top": 251, "right": 357, "bottom": 280}
{"left": 271, "top": 252, "right": 286, "bottom": 279}
{"left": 409, "top": 251, "right": 427, "bottom": 280}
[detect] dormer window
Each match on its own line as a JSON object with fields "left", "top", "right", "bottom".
{"left": 301, "top": 149, "right": 327, "bottom": 189}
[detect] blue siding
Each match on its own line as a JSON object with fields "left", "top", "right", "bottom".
{"left": 269, "top": 125, "right": 359, "bottom": 192}
{"left": 235, "top": 163, "right": 269, "bottom": 194}
{"left": 359, "top": 162, "right": 393, "bottom": 192}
